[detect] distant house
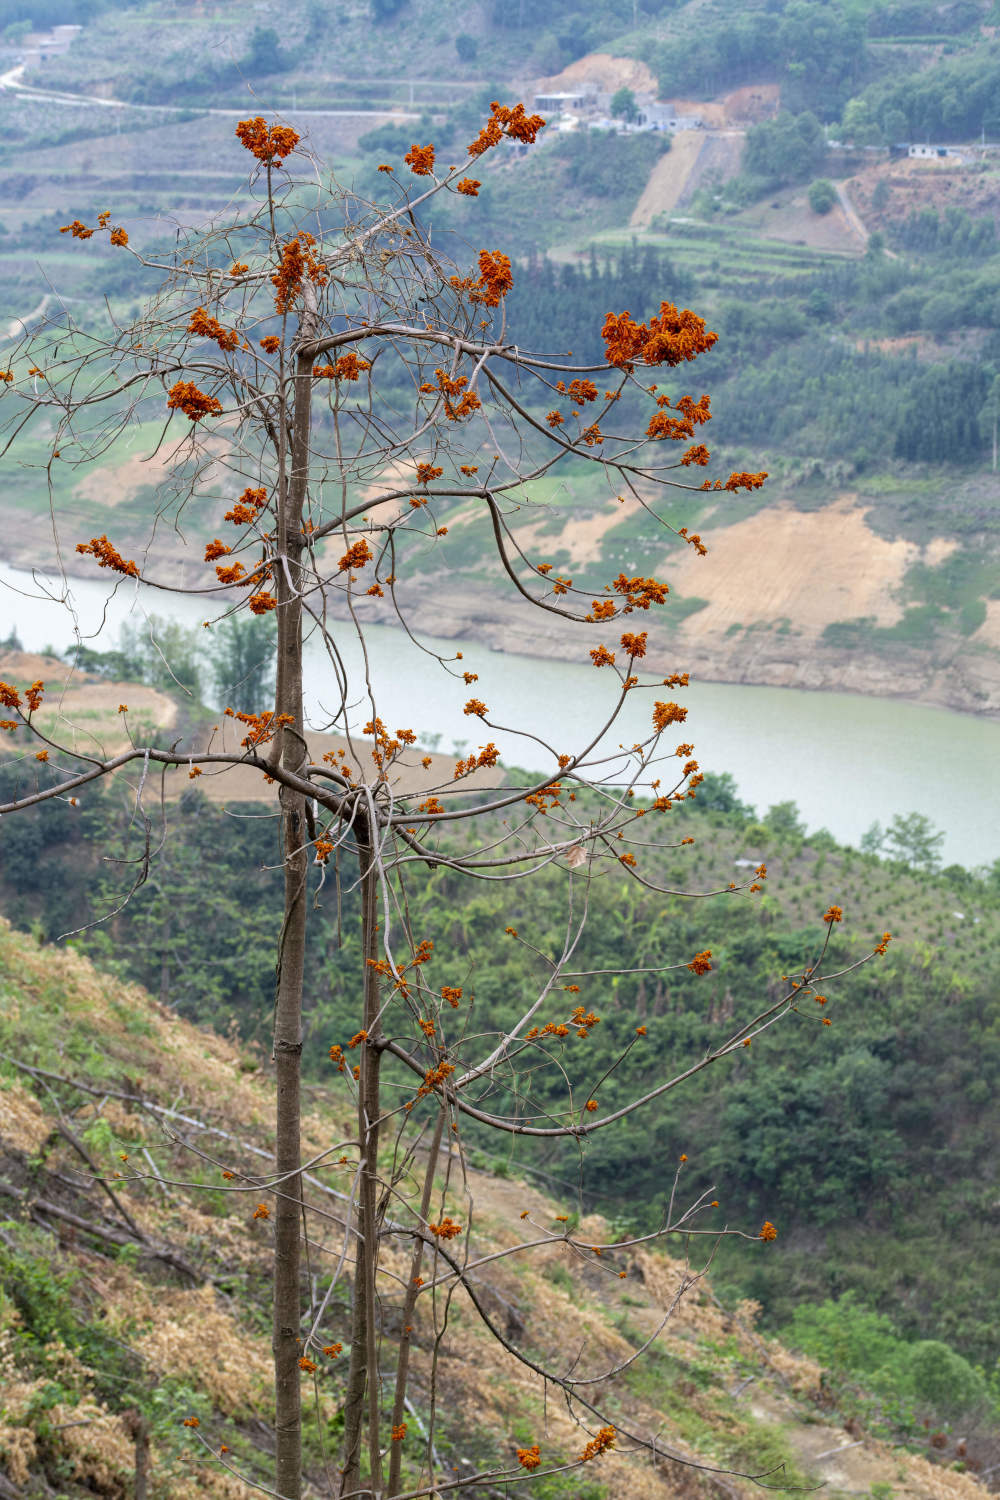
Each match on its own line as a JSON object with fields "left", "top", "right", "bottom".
{"left": 534, "top": 91, "right": 588, "bottom": 115}
{"left": 907, "top": 143, "right": 965, "bottom": 161}
{"left": 645, "top": 101, "right": 702, "bottom": 131}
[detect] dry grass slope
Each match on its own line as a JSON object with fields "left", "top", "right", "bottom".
{"left": 0, "top": 919, "right": 991, "bottom": 1499}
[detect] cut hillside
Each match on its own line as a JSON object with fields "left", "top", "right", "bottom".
{"left": 0, "top": 917, "right": 994, "bottom": 1499}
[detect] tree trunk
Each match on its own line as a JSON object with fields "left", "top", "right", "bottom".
{"left": 386, "top": 1108, "right": 445, "bottom": 1498}
{"left": 271, "top": 301, "right": 316, "bottom": 1500}
{"left": 340, "top": 837, "right": 384, "bottom": 1497}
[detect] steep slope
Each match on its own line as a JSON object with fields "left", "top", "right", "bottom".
{"left": 0, "top": 918, "right": 994, "bottom": 1499}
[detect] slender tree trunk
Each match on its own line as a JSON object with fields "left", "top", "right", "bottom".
{"left": 271, "top": 297, "right": 316, "bottom": 1500}
{"left": 340, "top": 836, "right": 384, "bottom": 1497}
{"left": 386, "top": 1108, "right": 445, "bottom": 1498}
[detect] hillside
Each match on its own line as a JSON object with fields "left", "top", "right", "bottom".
{"left": 2, "top": 641, "right": 1000, "bottom": 1375}
{"left": 4, "top": 1, "right": 1000, "bottom": 713}
{"left": 1, "top": 915, "right": 996, "bottom": 1498}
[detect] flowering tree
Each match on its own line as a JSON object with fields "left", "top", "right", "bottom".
{"left": 0, "top": 107, "right": 888, "bottom": 1500}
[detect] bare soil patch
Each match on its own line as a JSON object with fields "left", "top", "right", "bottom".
{"left": 667, "top": 493, "right": 953, "bottom": 641}
{"left": 0, "top": 648, "right": 177, "bottom": 757}
{"left": 734, "top": 190, "right": 866, "bottom": 253}
{"left": 535, "top": 52, "right": 657, "bottom": 94}
{"left": 631, "top": 130, "right": 706, "bottom": 226}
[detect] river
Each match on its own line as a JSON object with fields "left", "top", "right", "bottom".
{"left": 2, "top": 560, "right": 998, "bottom": 868}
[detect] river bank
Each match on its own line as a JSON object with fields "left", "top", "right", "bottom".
{"left": 3, "top": 558, "right": 1000, "bottom": 865}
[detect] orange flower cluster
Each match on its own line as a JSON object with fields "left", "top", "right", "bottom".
{"left": 405, "top": 143, "right": 435, "bottom": 175}
{"left": 580, "top": 423, "right": 604, "bottom": 446}
{"left": 338, "top": 539, "right": 373, "bottom": 572}
{"left": 546, "top": 410, "right": 565, "bottom": 427}
{"left": 235, "top": 116, "right": 300, "bottom": 165}
{"left": 473, "top": 249, "right": 513, "bottom": 306}
{"left": 453, "top": 742, "right": 500, "bottom": 778}
{"left": 419, "top": 367, "right": 481, "bottom": 421}
{"left": 252, "top": 1203, "right": 270, "bottom": 1220}
{"left": 516, "top": 1446, "right": 541, "bottom": 1471}
{"left": 391, "top": 1423, "right": 407, "bottom": 1442}
{"left": 687, "top": 949, "right": 713, "bottom": 975}
{"left": 467, "top": 100, "right": 546, "bottom": 158}
{"left": 167, "top": 381, "right": 223, "bottom": 421}
{"left": 315, "top": 838, "right": 334, "bottom": 863}
{"left": 216, "top": 562, "right": 246, "bottom": 584}
{"left": 223, "top": 487, "right": 268, "bottom": 525}
{"left": 59, "top": 219, "right": 94, "bottom": 239}
{"left": 611, "top": 573, "right": 669, "bottom": 612}
{"left": 415, "top": 463, "right": 443, "bottom": 485}
{"left": 602, "top": 303, "right": 717, "bottom": 371}
{"left": 587, "top": 600, "right": 617, "bottom": 622}
{"left": 204, "top": 539, "right": 232, "bottom": 561}
{"left": 565, "top": 378, "right": 598, "bottom": 403}
{"left": 646, "top": 392, "right": 712, "bottom": 443}
{"left": 75, "top": 535, "right": 140, "bottom": 577}
{"left": 362, "top": 716, "right": 417, "bottom": 773}
{"left": 182, "top": 1417, "right": 200, "bottom": 1428}
{"left": 874, "top": 930, "right": 892, "bottom": 955}
{"left": 224, "top": 706, "right": 293, "bottom": 747}
{"left": 579, "top": 1426, "right": 616, "bottom": 1462}
{"left": 314, "top": 352, "right": 371, "bottom": 380}
{"left": 298, "top": 1356, "right": 317, "bottom": 1374}
{"left": 569, "top": 1005, "right": 600, "bottom": 1038}
{"left": 524, "top": 780, "right": 563, "bottom": 813}
{"left": 621, "top": 631, "right": 647, "bottom": 658}
{"left": 823, "top": 905, "right": 843, "bottom": 924}
{"left": 323, "top": 1343, "right": 343, "bottom": 1358}
{"left": 271, "top": 232, "right": 328, "bottom": 316}
{"left": 456, "top": 177, "right": 480, "bottom": 196}
{"left": 589, "top": 645, "right": 615, "bottom": 667}
{"left": 759, "top": 1221, "right": 778, "bottom": 1241}
{"left": 329, "top": 1044, "right": 345, "bottom": 1073}
{"left": 524, "top": 1020, "right": 568, "bottom": 1040}
{"left": 109, "top": 226, "right": 128, "bottom": 246}
{"left": 463, "top": 698, "right": 487, "bottom": 717}
{"left": 681, "top": 444, "right": 710, "bottom": 466}
{"left": 188, "top": 306, "right": 239, "bottom": 352}
{"left": 428, "top": 1215, "right": 463, "bottom": 1238}
{"left": 700, "top": 471, "right": 769, "bottom": 493}
{"left": 260, "top": 335, "right": 281, "bottom": 353}
{"left": 418, "top": 1061, "right": 455, "bottom": 1101}
{"left": 0, "top": 681, "right": 22, "bottom": 709}
{"left": 678, "top": 526, "right": 707, "bottom": 555}
{"left": 441, "top": 985, "right": 463, "bottom": 1007}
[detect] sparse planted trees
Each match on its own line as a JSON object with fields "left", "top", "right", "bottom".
{"left": 0, "top": 105, "right": 891, "bottom": 1500}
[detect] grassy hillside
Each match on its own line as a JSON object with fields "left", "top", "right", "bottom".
{"left": 1, "top": 915, "right": 998, "bottom": 1497}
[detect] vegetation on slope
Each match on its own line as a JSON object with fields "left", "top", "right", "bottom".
{"left": 1, "top": 915, "right": 998, "bottom": 1496}
{"left": 2, "top": 665, "right": 999, "bottom": 1379}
